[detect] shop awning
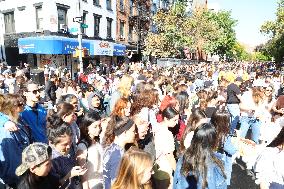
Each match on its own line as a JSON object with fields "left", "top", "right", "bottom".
{"left": 18, "top": 36, "right": 90, "bottom": 54}
{"left": 113, "top": 44, "right": 126, "bottom": 56}
{"left": 19, "top": 36, "right": 126, "bottom": 56}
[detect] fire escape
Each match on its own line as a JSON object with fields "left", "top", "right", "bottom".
{"left": 129, "top": 0, "right": 151, "bottom": 56}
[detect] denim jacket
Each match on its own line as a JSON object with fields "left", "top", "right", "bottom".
{"left": 215, "top": 135, "right": 237, "bottom": 185}
{"left": 20, "top": 104, "right": 47, "bottom": 143}
{"left": 0, "top": 113, "right": 31, "bottom": 186}
{"left": 173, "top": 156, "right": 227, "bottom": 189}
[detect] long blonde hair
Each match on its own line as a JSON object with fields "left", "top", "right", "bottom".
{"left": 111, "top": 147, "right": 153, "bottom": 189}
{"left": 117, "top": 75, "right": 134, "bottom": 98}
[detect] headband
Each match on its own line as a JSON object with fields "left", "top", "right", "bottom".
{"left": 114, "top": 119, "right": 134, "bottom": 136}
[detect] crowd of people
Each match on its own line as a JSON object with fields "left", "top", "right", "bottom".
{"left": 0, "top": 60, "right": 283, "bottom": 189}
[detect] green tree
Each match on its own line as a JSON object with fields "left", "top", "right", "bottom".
{"left": 144, "top": 1, "right": 237, "bottom": 60}
{"left": 260, "top": 0, "right": 284, "bottom": 63}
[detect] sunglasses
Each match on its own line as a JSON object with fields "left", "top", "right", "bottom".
{"left": 266, "top": 89, "right": 273, "bottom": 92}
{"left": 29, "top": 89, "right": 40, "bottom": 94}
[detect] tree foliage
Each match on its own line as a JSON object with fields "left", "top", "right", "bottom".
{"left": 260, "top": 0, "right": 284, "bottom": 63}
{"left": 144, "top": 1, "right": 237, "bottom": 59}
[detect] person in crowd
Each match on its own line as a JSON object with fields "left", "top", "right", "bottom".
{"left": 47, "top": 116, "right": 87, "bottom": 189}
{"left": 103, "top": 117, "right": 136, "bottom": 189}
{"left": 254, "top": 127, "right": 284, "bottom": 189}
{"left": 21, "top": 82, "right": 47, "bottom": 143}
{"left": 111, "top": 97, "right": 132, "bottom": 118}
{"left": 152, "top": 106, "right": 179, "bottom": 189}
{"left": 45, "top": 74, "right": 57, "bottom": 106}
{"left": 239, "top": 86, "right": 266, "bottom": 144}
{"left": 77, "top": 113, "right": 104, "bottom": 189}
{"left": 88, "top": 91, "right": 105, "bottom": 117}
{"left": 109, "top": 75, "right": 134, "bottom": 113}
{"left": 226, "top": 76, "right": 243, "bottom": 133}
{"left": 271, "top": 94, "right": 284, "bottom": 121}
{"left": 211, "top": 109, "right": 237, "bottom": 185}
{"left": 54, "top": 102, "right": 80, "bottom": 146}
{"left": 0, "top": 94, "right": 31, "bottom": 188}
{"left": 173, "top": 123, "right": 227, "bottom": 189}
{"left": 179, "top": 109, "right": 208, "bottom": 155}
{"left": 111, "top": 147, "right": 153, "bottom": 189}
{"left": 15, "top": 142, "right": 60, "bottom": 189}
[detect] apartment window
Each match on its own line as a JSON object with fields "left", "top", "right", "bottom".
{"left": 120, "top": 0, "right": 124, "bottom": 12}
{"left": 94, "top": 14, "right": 101, "bottom": 37}
{"left": 106, "top": 0, "right": 112, "bottom": 10}
{"left": 106, "top": 18, "right": 112, "bottom": 38}
{"left": 4, "top": 12, "right": 15, "bottom": 33}
{"left": 93, "top": 0, "right": 100, "bottom": 6}
{"left": 120, "top": 21, "right": 125, "bottom": 39}
{"left": 81, "top": 12, "right": 87, "bottom": 34}
{"left": 129, "top": 0, "right": 134, "bottom": 16}
{"left": 57, "top": 7, "right": 67, "bottom": 31}
{"left": 128, "top": 25, "right": 133, "bottom": 41}
{"left": 35, "top": 6, "right": 43, "bottom": 30}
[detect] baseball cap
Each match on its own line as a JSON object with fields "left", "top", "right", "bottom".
{"left": 15, "top": 142, "right": 52, "bottom": 176}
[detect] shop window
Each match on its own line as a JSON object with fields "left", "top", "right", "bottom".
{"left": 4, "top": 12, "right": 15, "bottom": 33}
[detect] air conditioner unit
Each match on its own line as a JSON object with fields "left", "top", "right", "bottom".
{"left": 60, "top": 24, "right": 67, "bottom": 31}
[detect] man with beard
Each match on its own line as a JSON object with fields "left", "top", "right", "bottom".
{"left": 20, "top": 81, "right": 47, "bottom": 143}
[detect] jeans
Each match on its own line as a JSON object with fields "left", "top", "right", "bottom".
{"left": 227, "top": 104, "right": 240, "bottom": 133}
{"left": 239, "top": 116, "right": 261, "bottom": 144}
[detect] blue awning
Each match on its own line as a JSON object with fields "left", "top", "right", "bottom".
{"left": 18, "top": 36, "right": 126, "bottom": 56}
{"left": 18, "top": 36, "right": 90, "bottom": 54}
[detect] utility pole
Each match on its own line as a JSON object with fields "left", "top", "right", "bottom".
{"left": 77, "top": 0, "right": 83, "bottom": 74}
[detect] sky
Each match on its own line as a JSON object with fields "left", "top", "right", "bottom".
{"left": 208, "top": 0, "right": 278, "bottom": 47}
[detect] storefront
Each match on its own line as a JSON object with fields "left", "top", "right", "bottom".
{"left": 18, "top": 36, "right": 126, "bottom": 75}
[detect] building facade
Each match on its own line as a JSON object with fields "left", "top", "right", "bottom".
{"left": 115, "top": 0, "right": 151, "bottom": 62}
{"left": 0, "top": 0, "right": 124, "bottom": 75}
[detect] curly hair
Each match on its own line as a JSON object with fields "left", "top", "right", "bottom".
{"left": 130, "top": 90, "right": 157, "bottom": 116}
{"left": 111, "top": 98, "right": 130, "bottom": 117}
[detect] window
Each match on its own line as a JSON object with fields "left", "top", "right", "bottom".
{"left": 94, "top": 14, "right": 101, "bottom": 37}
{"left": 81, "top": 12, "right": 87, "bottom": 34}
{"left": 35, "top": 6, "right": 43, "bottom": 30}
{"left": 120, "top": 0, "right": 124, "bottom": 12}
{"left": 129, "top": 0, "right": 134, "bottom": 16}
{"left": 106, "top": 0, "right": 111, "bottom": 10}
{"left": 106, "top": 18, "right": 112, "bottom": 38}
{"left": 128, "top": 25, "right": 133, "bottom": 41}
{"left": 93, "top": 0, "right": 100, "bottom": 6}
{"left": 4, "top": 12, "right": 15, "bottom": 33}
{"left": 120, "top": 21, "right": 125, "bottom": 39}
{"left": 57, "top": 7, "right": 67, "bottom": 31}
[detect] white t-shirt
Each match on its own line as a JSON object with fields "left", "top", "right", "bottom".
{"left": 77, "top": 142, "right": 104, "bottom": 189}
{"left": 254, "top": 147, "right": 284, "bottom": 186}
{"left": 154, "top": 125, "right": 175, "bottom": 174}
